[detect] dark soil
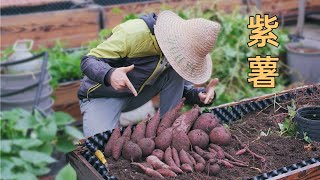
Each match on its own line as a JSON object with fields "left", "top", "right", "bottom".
{"left": 106, "top": 94, "right": 320, "bottom": 180}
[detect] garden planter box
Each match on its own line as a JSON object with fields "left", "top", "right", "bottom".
{"left": 53, "top": 80, "right": 81, "bottom": 120}
{"left": 67, "top": 84, "right": 320, "bottom": 179}
{"left": 1, "top": 6, "right": 102, "bottom": 49}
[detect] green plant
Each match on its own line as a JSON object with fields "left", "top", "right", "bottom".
{"left": 278, "top": 100, "right": 297, "bottom": 136}
{"left": 302, "top": 132, "right": 312, "bottom": 144}
{"left": 0, "top": 108, "right": 83, "bottom": 179}
{"left": 0, "top": 46, "right": 14, "bottom": 62}
{"left": 36, "top": 41, "right": 86, "bottom": 88}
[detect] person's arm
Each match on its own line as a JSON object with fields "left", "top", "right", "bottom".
{"left": 80, "top": 28, "right": 128, "bottom": 86}
{"left": 183, "top": 81, "right": 216, "bottom": 106}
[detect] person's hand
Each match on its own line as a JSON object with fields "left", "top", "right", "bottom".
{"left": 198, "top": 78, "right": 219, "bottom": 104}
{"left": 110, "top": 65, "right": 138, "bottom": 96}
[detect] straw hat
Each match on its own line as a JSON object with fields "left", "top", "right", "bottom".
{"left": 154, "top": 11, "right": 221, "bottom": 84}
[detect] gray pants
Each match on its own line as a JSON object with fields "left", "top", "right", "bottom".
{"left": 80, "top": 68, "right": 184, "bottom": 137}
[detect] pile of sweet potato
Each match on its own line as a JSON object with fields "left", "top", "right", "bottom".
{"left": 103, "top": 98, "right": 249, "bottom": 178}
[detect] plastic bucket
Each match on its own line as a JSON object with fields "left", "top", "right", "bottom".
{"left": 286, "top": 42, "right": 320, "bottom": 83}
{"left": 294, "top": 106, "right": 320, "bottom": 142}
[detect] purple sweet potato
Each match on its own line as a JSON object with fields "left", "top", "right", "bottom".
{"left": 104, "top": 126, "right": 121, "bottom": 157}
{"left": 152, "top": 149, "right": 164, "bottom": 161}
{"left": 181, "top": 164, "right": 193, "bottom": 173}
{"left": 122, "top": 125, "right": 133, "bottom": 141}
{"left": 194, "top": 163, "right": 205, "bottom": 172}
{"left": 112, "top": 137, "right": 127, "bottom": 160}
{"left": 146, "top": 155, "right": 170, "bottom": 170}
{"left": 190, "top": 152, "right": 206, "bottom": 164}
{"left": 172, "top": 105, "right": 200, "bottom": 133}
{"left": 122, "top": 141, "right": 142, "bottom": 162}
{"left": 192, "top": 113, "right": 220, "bottom": 133}
{"left": 157, "top": 98, "right": 185, "bottom": 136}
{"left": 194, "top": 146, "right": 206, "bottom": 156}
{"left": 164, "top": 147, "right": 183, "bottom": 174}
{"left": 171, "top": 130, "right": 190, "bottom": 152}
{"left": 131, "top": 163, "right": 164, "bottom": 179}
{"left": 146, "top": 109, "right": 161, "bottom": 138}
{"left": 156, "top": 169, "right": 177, "bottom": 177}
{"left": 187, "top": 152, "right": 197, "bottom": 166}
{"left": 131, "top": 117, "right": 148, "bottom": 143}
{"left": 209, "top": 144, "right": 225, "bottom": 159}
{"left": 179, "top": 149, "right": 193, "bottom": 166}
{"left": 137, "top": 138, "right": 155, "bottom": 157}
{"left": 209, "top": 126, "right": 231, "bottom": 145}
{"left": 172, "top": 147, "right": 180, "bottom": 167}
{"left": 188, "top": 129, "right": 209, "bottom": 149}
{"left": 155, "top": 127, "right": 173, "bottom": 151}
{"left": 206, "top": 163, "right": 221, "bottom": 176}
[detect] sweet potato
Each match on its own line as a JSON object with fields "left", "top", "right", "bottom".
{"left": 157, "top": 98, "right": 185, "bottom": 136}
{"left": 217, "top": 159, "right": 234, "bottom": 168}
{"left": 164, "top": 147, "right": 183, "bottom": 173}
{"left": 156, "top": 169, "right": 177, "bottom": 177}
{"left": 172, "top": 105, "right": 200, "bottom": 133}
{"left": 112, "top": 137, "right": 127, "bottom": 160}
{"left": 172, "top": 147, "right": 180, "bottom": 167}
{"left": 203, "top": 152, "right": 217, "bottom": 160}
{"left": 206, "top": 163, "right": 220, "bottom": 176}
{"left": 131, "top": 117, "right": 148, "bottom": 143}
{"left": 194, "top": 163, "right": 205, "bottom": 172}
{"left": 151, "top": 149, "right": 164, "bottom": 161}
{"left": 146, "top": 155, "right": 170, "bottom": 170}
{"left": 146, "top": 109, "right": 160, "bottom": 138}
{"left": 181, "top": 164, "right": 193, "bottom": 173}
{"left": 122, "top": 125, "right": 133, "bottom": 141}
{"left": 137, "top": 138, "right": 155, "bottom": 157}
{"left": 192, "top": 113, "right": 220, "bottom": 133}
{"left": 131, "top": 163, "right": 164, "bottom": 179}
{"left": 188, "top": 129, "right": 209, "bottom": 149}
{"left": 194, "top": 146, "right": 206, "bottom": 156}
{"left": 209, "top": 126, "right": 231, "bottom": 145}
{"left": 171, "top": 130, "right": 190, "bottom": 152}
{"left": 209, "top": 144, "right": 225, "bottom": 159}
{"left": 190, "top": 152, "right": 206, "bottom": 164}
{"left": 122, "top": 141, "right": 142, "bottom": 162}
{"left": 104, "top": 126, "right": 121, "bottom": 157}
{"left": 132, "top": 162, "right": 154, "bottom": 173}
{"left": 187, "top": 152, "right": 197, "bottom": 166}
{"left": 155, "top": 127, "right": 173, "bottom": 151}
{"left": 179, "top": 149, "right": 193, "bottom": 166}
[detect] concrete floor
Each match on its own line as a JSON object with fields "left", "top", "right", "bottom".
{"left": 287, "top": 23, "right": 320, "bottom": 45}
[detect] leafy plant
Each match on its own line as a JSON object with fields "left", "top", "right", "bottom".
{"left": 278, "top": 100, "right": 297, "bottom": 136}
{"left": 36, "top": 41, "right": 86, "bottom": 88}
{"left": 0, "top": 108, "right": 83, "bottom": 179}
{"left": 0, "top": 46, "right": 14, "bottom": 62}
{"left": 303, "top": 132, "right": 312, "bottom": 144}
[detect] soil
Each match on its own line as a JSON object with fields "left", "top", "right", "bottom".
{"left": 106, "top": 94, "right": 320, "bottom": 180}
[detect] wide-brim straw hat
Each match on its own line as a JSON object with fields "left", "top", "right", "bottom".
{"left": 154, "top": 11, "right": 221, "bottom": 84}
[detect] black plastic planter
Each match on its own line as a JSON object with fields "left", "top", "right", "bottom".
{"left": 295, "top": 106, "right": 320, "bottom": 142}
{"left": 69, "top": 84, "right": 320, "bottom": 180}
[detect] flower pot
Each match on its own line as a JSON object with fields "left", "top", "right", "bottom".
{"left": 295, "top": 106, "right": 320, "bottom": 142}
{"left": 0, "top": 70, "right": 54, "bottom": 114}
{"left": 53, "top": 80, "right": 81, "bottom": 120}
{"left": 286, "top": 41, "right": 320, "bottom": 83}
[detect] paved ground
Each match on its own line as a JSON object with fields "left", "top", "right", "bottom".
{"left": 287, "top": 23, "right": 320, "bottom": 42}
